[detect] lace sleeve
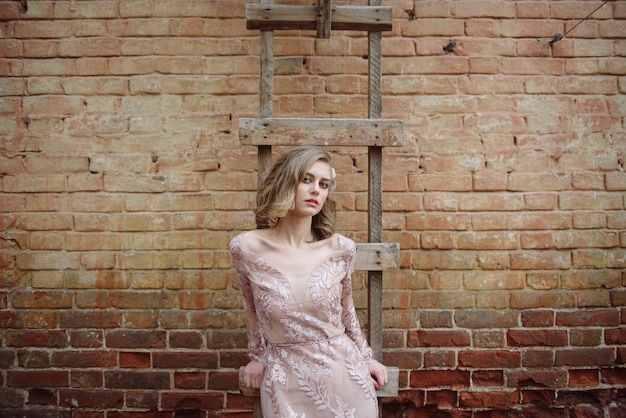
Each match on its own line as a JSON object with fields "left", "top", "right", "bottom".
{"left": 340, "top": 238, "right": 374, "bottom": 362}
{"left": 230, "top": 235, "right": 267, "bottom": 363}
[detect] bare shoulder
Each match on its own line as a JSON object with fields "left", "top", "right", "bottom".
{"left": 237, "top": 229, "right": 274, "bottom": 255}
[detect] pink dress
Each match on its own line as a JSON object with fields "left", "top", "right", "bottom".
{"left": 230, "top": 232, "right": 378, "bottom": 418}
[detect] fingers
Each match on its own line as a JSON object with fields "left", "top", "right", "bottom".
{"left": 244, "top": 372, "right": 260, "bottom": 388}
{"left": 244, "top": 362, "right": 264, "bottom": 389}
{"left": 369, "top": 361, "right": 389, "bottom": 390}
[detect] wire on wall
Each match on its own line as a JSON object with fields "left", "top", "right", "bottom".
{"left": 549, "top": 0, "right": 610, "bottom": 45}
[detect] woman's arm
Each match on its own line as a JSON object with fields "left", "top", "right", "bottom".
{"left": 339, "top": 239, "right": 388, "bottom": 389}
{"left": 230, "top": 237, "right": 266, "bottom": 388}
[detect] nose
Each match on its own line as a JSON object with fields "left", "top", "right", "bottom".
{"left": 311, "top": 181, "right": 320, "bottom": 194}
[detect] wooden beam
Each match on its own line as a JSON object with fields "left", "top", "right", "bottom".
{"left": 317, "top": 0, "right": 332, "bottom": 38}
{"left": 366, "top": 5, "right": 385, "bottom": 417}
{"left": 355, "top": 243, "right": 399, "bottom": 271}
{"left": 246, "top": 5, "right": 392, "bottom": 32}
{"left": 239, "top": 118, "right": 404, "bottom": 147}
{"left": 256, "top": 0, "right": 274, "bottom": 232}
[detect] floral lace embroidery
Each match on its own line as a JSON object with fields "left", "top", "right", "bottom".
{"left": 230, "top": 233, "right": 378, "bottom": 418}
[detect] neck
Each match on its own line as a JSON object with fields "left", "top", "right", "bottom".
{"left": 272, "top": 214, "right": 315, "bottom": 247}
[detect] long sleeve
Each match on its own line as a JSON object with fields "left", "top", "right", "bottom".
{"left": 340, "top": 239, "right": 375, "bottom": 363}
{"left": 230, "top": 237, "right": 267, "bottom": 363}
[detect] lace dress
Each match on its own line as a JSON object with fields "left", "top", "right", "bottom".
{"left": 229, "top": 232, "right": 378, "bottom": 418}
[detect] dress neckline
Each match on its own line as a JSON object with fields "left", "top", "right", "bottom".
{"left": 241, "top": 232, "right": 348, "bottom": 304}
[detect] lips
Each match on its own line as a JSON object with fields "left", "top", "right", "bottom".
{"left": 305, "top": 199, "right": 319, "bottom": 206}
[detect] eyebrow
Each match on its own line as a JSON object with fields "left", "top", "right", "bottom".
{"left": 305, "top": 171, "right": 331, "bottom": 182}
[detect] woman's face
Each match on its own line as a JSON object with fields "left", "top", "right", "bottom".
{"left": 291, "top": 160, "right": 332, "bottom": 217}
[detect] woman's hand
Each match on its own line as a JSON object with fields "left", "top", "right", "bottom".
{"left": 244, "top": 361, "right": 265, "bottom": 389}
{"left": 368, "top": 359, "right": 388, "bottom": 390}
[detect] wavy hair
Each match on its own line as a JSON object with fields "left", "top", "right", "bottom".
{"left": 254, "top": 146, "right": 337, "bottom": 240}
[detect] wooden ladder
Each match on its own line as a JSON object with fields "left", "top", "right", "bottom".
{"left": 238, "top": 1, "right": 404, "bottom": 416}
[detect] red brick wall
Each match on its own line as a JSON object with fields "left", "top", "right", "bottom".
{"left": 1, "top": 0, "right": 625, "bottom": 416}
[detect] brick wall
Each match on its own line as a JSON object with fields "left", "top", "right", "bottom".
{"left": 0, "top": 0, "right": 625, "bottom": 416}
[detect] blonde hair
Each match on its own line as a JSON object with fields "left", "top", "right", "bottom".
{"left": 254, "top": 146, "right": 337, "bottom": 240}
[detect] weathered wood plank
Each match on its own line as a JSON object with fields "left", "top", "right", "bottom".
{"left": 246, "top": 5, "right": 392, "bottom": 32}
{"left": 239, "top": 118, "right": 404, "bottom": 147}
{"left": 367, "top": 7, "right": 385, "bottom": 418}
{"left": 355, "top": 242, "right": 399, "bottom": 271}
{"left": 317, "top": 0, "right": 332, "bottom": 38}
{"left": 240, "top": 366, "right": 399, "bottom": 397}
{"left": 255, "top": 1, "right": 274, "bottom": 412}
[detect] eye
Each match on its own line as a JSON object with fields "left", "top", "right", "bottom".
{"left": 302, "top": 177, "right": 311, "bottom": 184}
{"left": 320, "top": 182, "right": 329, "bottom": 189}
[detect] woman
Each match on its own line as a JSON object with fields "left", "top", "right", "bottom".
{"left": 229, "top": 146, "right": 387, "bottom": 417}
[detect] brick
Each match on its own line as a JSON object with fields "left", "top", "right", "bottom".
{"left": 209, "top": 371, "right": 238, "bottom": 391}
{"left": 459, "top": 390, "right": 520, "bottom": 409}
{"left": 555, "top": 231, "right": 618, "bottom": 249}
{"left": 17, "top": 349, "right": 50, "bottom": 368}
{"left": 458, "top": 231, "right": 518, "bottom": 250}
{"left": 60, "top": 389, "right": 124, "bottom": 409}
{"left": 507, "top": 329, "right": 568, "bottom": 347}
{"left": 473, "top": 170, "right": 507, "bottom": 191}
{"left": 464, "top": 271, "right": 524, "bottom": 290}
{"left": 70, "top": 331, "right": 104, "bottom": 348}
{"left": 520, "top": 390, "right": 556, "bottom": 408}
{"left": 423, "top": 350, "right": 456, "bottom": 368}
{"left": 556, "top": 309, "right": 620, "bottom": 327}
{"left": 11, "top": 290, "right": 73, "bottom": 309}
{"left": 569, "top": 369, "right": 599, "bottom": 388}
{"left": 153, "top": 351, "right": 218, "bottom": 369}
{"left": 60, "top": 309, "right": 121, "bottom": 329}
{"left": 175, "top": 371, "right": 206, "bottom": 389}
{"left": 525, "top": 271, "right": 558, "bottom": 294}
{"left": 522, "top": 350, "right": 554, "bottom": 368}
{"left": 510, "top": 251, "right": 571, "bottom": 270}
{"left": 555, "top": 348, "right": 615, "bottom": 367}
{"left": 408, "top": 330, "right": 470, "bottom": 347}
{"left": 473, "top": 370, "right": 504, "bottom": 387}
{"left": 577, "top": 290, "right": 611, "bottom": 308}
{"left": 410, "top": 370, "right": 470, "bottom": 389}
{"left": 105, "top": 371, "right": 169, "bottom": 390}
{"left": 52, "top": 350, "right": 117, "bottom": 368}
{"left": 562, "top": 270, "right": 621, "bottom": 290}
{"left": 120, "top": 351, "right": 150, "bottom": 368}
{"left": 105, "top": 330, "right": 166, "bottom": 349}
{"left": 2, "top": 175, "right": 66, "bottom": 193}
{"left": 500, "top": 19, "right": 564, "bottom": 38}
{"left": 605, "top": 328, "right": 626, "bottom": 345}
{"left": 8, "top": 370, "right": 69, "bottom": 388}
{"left": 556, "top": 388, "right": 613, "bottom": 408}
{"left": 570, "top": 328, "right": 603, "bottom": 346}
{"left": 455, "top": 310, "right": 519, "bottom": 329}
{"left": 521, "top": 310, "right": 555, "bottom": 327}
{"left": 508, "top": 173, "right": 570, "bottom": 192}
{"left": 473, "top": 331, "right": 505, "bottom": 348}
{"left": 218, "top": 351, "right": 250, "bottom": 371}
{"left": 459, "top": 350, "right": 521, "bottom": 368}
{"left": 125, "top": 390, "right": 159, "bottom": 409}
{"left": 607, "top": 250, "right": 626, "bottom": 268}
{"left": 601, "top": 368, "right": 626, "bottom": 385}
{"left": 520, "top": 232, "right": 554, "bottom": 249}
{"left": 161, "top": 392, "right": 224, "bottom": 410}
{"left": 71, "top": 370, "right": 103, "bottom": 389}
{"left": 123, "top": 310, "right": 159, "bottom": 330}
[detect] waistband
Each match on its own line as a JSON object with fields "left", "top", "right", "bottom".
{"left": 268, "top": 333, "right": 342, "bottom": 348}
